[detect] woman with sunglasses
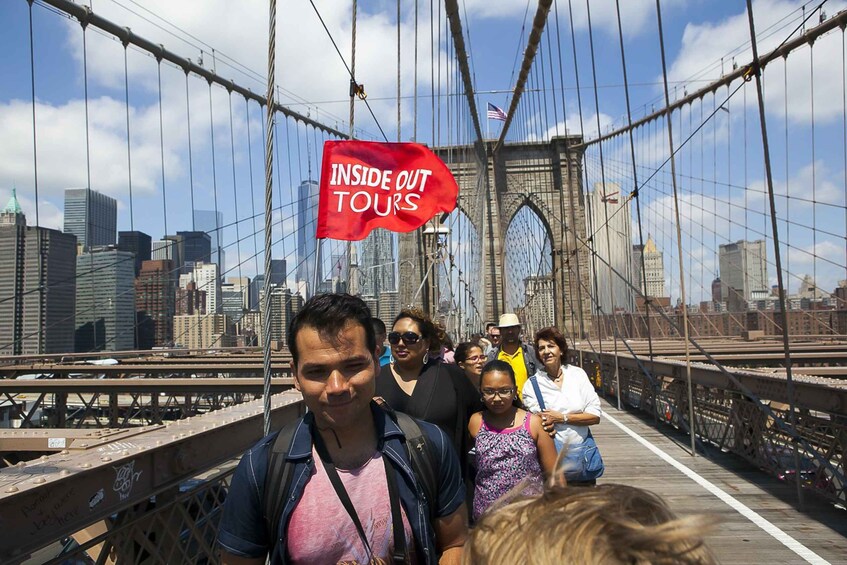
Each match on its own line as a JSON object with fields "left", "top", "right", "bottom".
{"left": 375, "top": 307, "right": 481, "bottom": 477}
{"left": 469, "top": 360, "right": 557, "bottom": 521}
{"left": 454, "top": 342, "right": 486, "bottom": 389}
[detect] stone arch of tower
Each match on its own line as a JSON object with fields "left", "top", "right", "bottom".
{"left": 398, "top": 137, "right": 592, "bottom": 338}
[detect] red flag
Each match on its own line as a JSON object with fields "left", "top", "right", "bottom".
{"left": 316, "top": 140, "right": 458, "bottom": 241}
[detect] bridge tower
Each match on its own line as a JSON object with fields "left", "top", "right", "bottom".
{"left": 399, "top": 136, "right": 592, "bottom": 339}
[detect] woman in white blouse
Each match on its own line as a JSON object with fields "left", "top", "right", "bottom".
{"left": 522, "top": 327, "right": 602, "bottom": 482}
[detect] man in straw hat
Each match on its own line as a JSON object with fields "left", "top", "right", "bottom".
{"left": 485, "top": 313, "right": 539, "bottom": 399}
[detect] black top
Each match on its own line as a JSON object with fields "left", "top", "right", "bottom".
{"left": 376, "top": 361, "right": 481, "bottom": 475}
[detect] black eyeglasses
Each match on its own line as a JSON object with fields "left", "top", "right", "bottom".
{"left": 388, "top": 331, "right": 422, "bottom": 345}
{"left": 481, "top": 388, "right": 515, "bottom": 399}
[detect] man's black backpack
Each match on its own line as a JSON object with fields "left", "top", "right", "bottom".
{"left": 262, "top": 408, "right": 439, "bottom": 548}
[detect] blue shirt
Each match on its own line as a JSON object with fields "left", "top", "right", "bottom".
{"left": 217, "top": 403, "right": 465, "bottom": 564}
{"left": 379, "top": 345, "right": 393, "bottom": 367}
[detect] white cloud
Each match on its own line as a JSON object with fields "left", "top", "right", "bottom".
{"left": 527, "top": 111, "right": 615, "bottom": 141}
{"left": 0, "top": 97, "right": 177, "bottom": 200}
{"left": 59, "top": 0, "right": 443, "bottom": 137}
{"left": 667, "top": 0, "right": 847, "bottom": 124}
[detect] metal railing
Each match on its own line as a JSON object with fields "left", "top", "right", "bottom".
{"left": 579, "top": 348, "right": 846, "bottom": 504}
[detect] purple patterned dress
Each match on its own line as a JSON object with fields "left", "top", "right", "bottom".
{"left": 472, "top": 412, "right": 544, "bottom": 520}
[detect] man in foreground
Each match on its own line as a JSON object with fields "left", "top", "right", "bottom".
{"left": 218, "top": 293, "right": 468, "bottom": 564}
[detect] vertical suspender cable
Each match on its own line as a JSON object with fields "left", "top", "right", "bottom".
{"left": 615, "top": 0, "right": 656, "bottom": 425}
{"left": 124, "top": 42, "right": 137, "bottom": 349}
{"left": 208, "top": 82, "right": 222, "bottom": 288}
{"left": 743, "top": 0, "right": 802, "bottom": 506}
{"left": 157, "top": 61, "right": 168, "bottom": 242}
{"left": 397, "top": 0, "right": 401, "bottom": 141}
{"left": 82, "top": 18, "right": 92, "bottom": 250}
{"left": 28, "top": 0, "right": 43, "bottom": 354}
{"left": 656, "top": 0, "right": 695, "bottom": 456}
{"left": 843, "top": 28, "right": 847, "bottom": 289}
{"left": 185, "top": 72, "right": 197, "bottom": 230}
{"left": 414, "top": 0, "right": 419, "bottom": 141}
{"left": 553, "top": 0, "right": 587, "bottom": 348}
{"left": 262, "top": 0, "right": 278, "bottom": 437}
{"left": 585, "top": 0, "right": 621, "bottom": 410}
{"left": 123, "top": 45, "right": 134, "bottom": 232}
{"left": 346, "top": 0, "right": 357, "bottom": 292}
{"left": 567, "top": 0, "right": 602, "bottom": 359}
{"left": 229, "top": 93, "right": 244, "bottom": 283}
{"left": 246, "top": 98, "right": 261, "bottom": 280}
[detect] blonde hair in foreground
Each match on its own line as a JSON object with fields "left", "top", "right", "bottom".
{"left": 464, "top": 483, "right": 717, "bottom": 565}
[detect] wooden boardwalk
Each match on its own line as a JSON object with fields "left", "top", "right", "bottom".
{"left": 592, "top": 398, "right": 847, "bottom": 564}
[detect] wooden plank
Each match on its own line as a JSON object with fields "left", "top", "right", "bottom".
{"left": 592, "top": 398, "right": 847, "bottom": 564}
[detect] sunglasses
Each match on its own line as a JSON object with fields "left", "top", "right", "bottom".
{"left": 387, "top": 331, "right": 422, "bottom": 345}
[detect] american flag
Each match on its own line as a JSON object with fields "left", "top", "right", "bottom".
{"left": 487, "top": 102, "right": 507, "bottom": 121}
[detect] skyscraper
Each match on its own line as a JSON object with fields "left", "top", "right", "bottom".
{"left": 177, "top": 231, "right": 212, "bottom": 271}
{"left": 63, "top": 188, "right": 117, "bottom": 251}
{"left": 249, "top": 259, "right": 287, "bottom": 309}
{"left": 75, "top": 248, "right": 136, "bottom": 352}
{"left": 296, "top": 180, "right": 321, "bottom": 297}
{"left": 632, "top": 235, "right": 666, "bottom": 298}
{"left": 586, "top": 183, "right": 634, "bottom": 313}
{"left": 152, "top": 238, "right": 181, "bottom": 271}
{"left": 180, "top": 261, "right": 221, "bottom": 314}
{"left": 176, "top": 280, "right": 206, "bottom": 316}
{"left": 0, "top": 189, "right": 77, "bottom": 355}
{"left": 222, "top": 277, "right": 249, "bottom": 324}
{"left": 194, "top": 209, "right": 225, "bottom": 274}
{"left": 118, "top": 230, "right": 152, "bottom": 276}
{"left": 135, "top": 259, "right": 175, "bottom": 348}
{"left": 361, "top": 229, "right": 396, "bottom": 297}
{"left": 719, "top": 239, "right": 769, "bottom": 309}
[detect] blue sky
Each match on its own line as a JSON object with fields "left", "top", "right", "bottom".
{"left": 0, "top": 0, "right": 844, "bottom": 307}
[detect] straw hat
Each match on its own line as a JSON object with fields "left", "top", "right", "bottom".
{"left": 498, "top": 313, "right": 521, "bottom": 328}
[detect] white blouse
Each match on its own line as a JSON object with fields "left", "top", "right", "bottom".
{"left": 521, "top": 364, "right": 602, "bottom": 447}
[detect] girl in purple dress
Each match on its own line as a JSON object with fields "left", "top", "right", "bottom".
{"left": 469, "top": 360, "right": 558, "bottom": 520}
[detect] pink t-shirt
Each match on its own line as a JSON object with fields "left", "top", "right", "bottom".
{"left": 287, "top": 448, "right": 417, "bottom": 564}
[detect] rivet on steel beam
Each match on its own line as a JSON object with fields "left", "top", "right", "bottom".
{"left": 80, "top": 443, "right": 88, "bottom": 447}
{"left": 40, "top": 455, "right": 48, "bottom": 460}
{"left": 17, "top": 461, "right": 26, "bottom": 467}
{"left": 156, "top": 440, "right": 162, "bottom": 446}
{"left": 61, "top": 450, "right": 69, "bottom": 455}
{"left": 121, "top": 450, "right": 129, "bottom": 456}
{"left": 101, "top": 456, "right": 111, "bottom": 462}
{"left": 34, "top": 477, "right": 46, "bottom": 484}
{"left": 60, "top": 470, "right": 70, "bottom": 476}
{"left": 5, "top": 486, "right": 18, "bottom": 493}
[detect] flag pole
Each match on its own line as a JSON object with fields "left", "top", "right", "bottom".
{"left": 486, "top": 112, "right": 490, "bottom": 140}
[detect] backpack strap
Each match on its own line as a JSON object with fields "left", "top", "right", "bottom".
{"left": 529, "top": 376, "right": 546, "bottom": 411}
{"left": 263, "top": 419, "right": 301, "bottom": 554}
{"left": 393, "top": 411, "right": 439, "bottom": 522}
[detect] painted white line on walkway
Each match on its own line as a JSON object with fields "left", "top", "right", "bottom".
{"left": 603, "top": 411, "right": 830, "bottom": 565}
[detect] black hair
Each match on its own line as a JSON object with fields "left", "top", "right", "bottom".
{"left": 454, "top": 341, "right": 483, "bottom": 364}
{"left": 288, "top": 293, "right": 376, "bottom": 367}
{"left": 393, "top": 307, "right": 441, "bottom": 350}
{"left": 480, "top": 359, "right": 523, "bottom": 408}
{"left": 370, "top": 317, "right": 387, "bottom": 336}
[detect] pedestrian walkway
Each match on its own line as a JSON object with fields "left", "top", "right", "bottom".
{"left": 592, "top": 398, "right": 847, "bottom": 565}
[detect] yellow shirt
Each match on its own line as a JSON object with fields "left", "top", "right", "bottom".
{"left": 497, "top": 346, "right": 528, "bottom": 399}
